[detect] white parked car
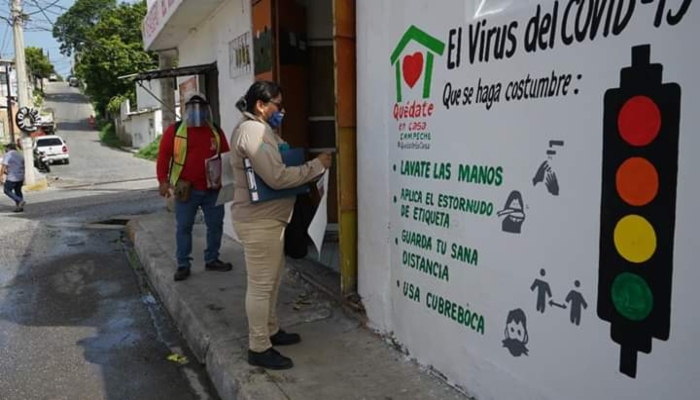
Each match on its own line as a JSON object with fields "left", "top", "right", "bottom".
{"left": 33, "top": 135, "right": 69, "bottom": 164}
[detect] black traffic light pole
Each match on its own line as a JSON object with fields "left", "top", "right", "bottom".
{"left": 598, "top": 44, "right": 681, "bottom": 379}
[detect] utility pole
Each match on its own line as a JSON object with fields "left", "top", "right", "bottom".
{"left": 11, "top": 0, "right": 35, "bottom": 185}
{"left": 5, "top": 62, "right": 15, "bottom": 144}
{"left": 158, "top": 50, "right": 177, "bottom": 129}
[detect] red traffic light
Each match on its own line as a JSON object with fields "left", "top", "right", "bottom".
{"left": 618, "top": 95, "right": 661, "bottom": 146}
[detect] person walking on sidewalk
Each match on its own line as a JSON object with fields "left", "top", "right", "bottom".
{"left": 230, "top": 81, "right": 332, "bottom": 370}
{"left": 1, "top": 143, "right": 26, "bottom": 212}
{"left": 157, "top": 92, "right": 234, "bottom": 281}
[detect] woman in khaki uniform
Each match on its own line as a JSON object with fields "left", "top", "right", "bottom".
{"left": 231, "top": 81, "right": 332, "bottom": 370}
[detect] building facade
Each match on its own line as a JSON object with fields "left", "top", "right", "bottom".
{"left": 114, "top": 80, "right": 166, "bottom": 148}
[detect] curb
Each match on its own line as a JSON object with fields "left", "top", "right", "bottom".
{"left": 23, "top": 177, "right": 48, "bottom": 192}
{"left": 118, "top": 145, "right": 140, "bottom": 154}
{"left": 125, "top": 219, "right": 213, "bottom": 361}
{"left": 126, "top": 219, "right": 288, "bottom": 400}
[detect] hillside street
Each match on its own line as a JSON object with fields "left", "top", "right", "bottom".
{"left": 0, "top": 82, "right": 219, "bottom": 400}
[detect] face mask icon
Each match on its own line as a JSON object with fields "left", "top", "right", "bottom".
{"left": 502, "top": 308, "right": 529, "bottom": 357}
{"left": 497, "top": 190, "right": 525, "bottom": 234}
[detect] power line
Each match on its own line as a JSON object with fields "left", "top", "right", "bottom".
{"left": 25, "top": 0, "right": 60, "bottom": 16}
{"left": 22, "top": 23, "right": 156, "bottom": 69}
{"left": 0, "top": 23, "right": 8, "bottom": 56}
{"left": 3, "top": 1, "right": 155, "bottom": 79}
{"left": 36, "top": 7, "right": 60, "bottom": 17}
{"left": 32, "top": 0, "right": 66, "bottom": 11}
{"left": 25, "top": 17, "right": 149, "bottom": 45}
{"left": 0, "top": 0, "right": 63, "bottom": 27}
{"left": 28, "top": 0, "right": 56, "bottom": 34}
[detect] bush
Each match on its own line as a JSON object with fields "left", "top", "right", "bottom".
{"left": 98, "top": 122, "right": 123, "bottom": 148}
{"left": 136, "top": 135, "right": 161, "bottom": 161}
{"left": 92, "top": 104, "right": 108, "bottom": 128}
{"left": 107, "top": 95, "right": 127, "bottom": 116}
{"left": 33, "top": 88, "right": 44, "bottom": 108}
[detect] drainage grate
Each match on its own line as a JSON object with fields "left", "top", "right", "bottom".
{"left": 95, "top": 218, "right": 130, "bottom": 226}
{"left": 84, "top": 218, "right": 131, "bottom": 230}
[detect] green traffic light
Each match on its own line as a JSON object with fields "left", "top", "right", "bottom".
{"left": 612, "top": 272, "right": 654, "bottom": 321}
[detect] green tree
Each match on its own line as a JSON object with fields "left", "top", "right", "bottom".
{"left": 52, "top": 0, "right": 117, "bottom": 56}
{"left": 25, "top": 47, "right": 54, "bottom": 79}
{"left": 68, "top": 1, "right": 156, "bottom": 115}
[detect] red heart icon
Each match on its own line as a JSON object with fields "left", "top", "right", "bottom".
{"left": 402, "top": 52, "right": 424, "bottom": 89}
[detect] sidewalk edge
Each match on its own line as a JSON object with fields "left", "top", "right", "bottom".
{"left": 126, "top": 219, "right": 288, "bottom": 400}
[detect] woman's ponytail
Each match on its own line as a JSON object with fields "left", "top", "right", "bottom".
{"left": 235, "top": 96, "right": 247, "bottom": 112}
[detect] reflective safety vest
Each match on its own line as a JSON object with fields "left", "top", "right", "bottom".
{"left": 169, "top": 121, "right": 222, "bottom": 186}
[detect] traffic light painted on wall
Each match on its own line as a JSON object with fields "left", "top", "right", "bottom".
{"left": 597, "top": 44, "right": 681, "bottom": 379}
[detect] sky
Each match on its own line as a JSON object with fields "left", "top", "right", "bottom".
{"left": 0, "top": 0, "right": 142, "bottom": 78}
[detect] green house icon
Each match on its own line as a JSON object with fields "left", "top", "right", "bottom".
{"left": 390, "top": 25, "right": 446, "bottom": 102}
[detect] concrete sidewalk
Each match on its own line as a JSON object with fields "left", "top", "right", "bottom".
{"left": 127, "top": 211, "right": 469, "bottom": 400}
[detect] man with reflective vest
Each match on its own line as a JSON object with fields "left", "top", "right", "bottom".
{"left": 157, "top": 93, "right": 233, "bottom": 281}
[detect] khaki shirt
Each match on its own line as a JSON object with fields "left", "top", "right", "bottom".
{"left": 229, "top": 113, "right": 325, "bottom": 223}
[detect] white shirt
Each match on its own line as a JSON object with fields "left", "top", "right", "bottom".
{"left": 2, "top": 150, "right": 25, "bottom": 182}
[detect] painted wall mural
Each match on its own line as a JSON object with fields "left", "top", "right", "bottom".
{"left": 373, "top": 1, "right": 699, "bottom": 399}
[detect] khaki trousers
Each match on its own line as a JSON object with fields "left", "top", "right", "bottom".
{"left": 233, "top": 219, "right": 286, "bottom": 352}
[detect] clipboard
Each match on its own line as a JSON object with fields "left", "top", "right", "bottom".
{"left": 215, "top": 152, "right": 234, "bottom": 206}
{"left": 244, "top": 147, "right": 310, "bottom": 203}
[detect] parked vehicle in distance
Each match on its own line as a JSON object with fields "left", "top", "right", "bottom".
{"left": 49, "top": 73, "right": 58, "bottom": 82}
{"left": 33, "top": 147, "right": 51, "bottom": 173}
{"left": 38, "top": 110, "right": 57, "bottom": 135}
{"left": 68, "top": 76, "right": 79, "bottom": 87}
{"left": 33, "top": 135, "right": 69, "bottom": 164}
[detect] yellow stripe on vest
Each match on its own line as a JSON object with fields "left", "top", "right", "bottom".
{"left": 169, "top": 122, "right": 221, "bottom": 186}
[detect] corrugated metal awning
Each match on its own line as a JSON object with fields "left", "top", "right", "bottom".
{"left": 126, "top": 62, "right": 217, "bottom": 81}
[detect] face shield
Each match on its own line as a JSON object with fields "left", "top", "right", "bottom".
{"left": 185, "top": 97, "right": 211, "bottom": 128}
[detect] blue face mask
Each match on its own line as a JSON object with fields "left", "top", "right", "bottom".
{"left": 267, "top": 111, "right": 284, "bottom": 128}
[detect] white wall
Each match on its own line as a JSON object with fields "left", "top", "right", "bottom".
{"left": 126, "top": 110, "right": 162, "bottom": 149}
{"left": 154, "top": 109, "right": 163, "bottom": 141}
{"left": 116, "top": 99, "right": 133, "bottom": 146}
{"left": 136, "top": 80, "right": 162, "bottom": 110}
{"left": 357, "top": 0, "right": 395, "bottom": 335}
{"left": 176, "top": 0, "right": 253, "bottom": 239}
{"left": 117, "top": 98, "right": 163, "bottom": 149}
{"left": 0, "top": 69, "right": 18, "bottom": 99}
{"left": 358, "top": 0, "right": 700, "bottom": 399}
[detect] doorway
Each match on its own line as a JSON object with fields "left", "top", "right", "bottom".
{"left": 251, "top": 0, "right": 357, "bottom": 296}
{"left": 204, "top": 67, "right": 221, "bottom": 126}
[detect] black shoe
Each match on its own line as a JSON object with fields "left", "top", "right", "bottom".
{"left": 248, "top": 348, "right": 293, "bottom": 370}
{"left": 270, "top": 329, "right": 301, "bottom": 346}
{"left": 205, "top": 259, "right": 233, "bottom": 272}
{"left": 174, "top": 268, "right": 191, "bottom": 281}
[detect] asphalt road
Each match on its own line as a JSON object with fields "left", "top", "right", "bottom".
{"left": 0, "top": 83, "right": 219, "bottom": 400}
